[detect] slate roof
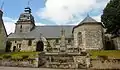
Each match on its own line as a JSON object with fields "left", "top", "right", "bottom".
{"left": 80, "top": 15, "right": 97, "bottom": 23}
{"left": 0, "top": 10, "right": 7, "bottom": 36}
{"left": 8, "top": 25, "right": 74, "bottom": 39}
{"left": 72, "top": 15, "right": 104, "bottom": 33}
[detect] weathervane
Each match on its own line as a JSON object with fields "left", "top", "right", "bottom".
{"left": 87, "top": 8, "right": 93, "bottom": 17}
{"left": 27, "top": 0, "right": 33, "bottom": 7}
{"left": 87, "top": 13, "right": 89, "bottom": 17}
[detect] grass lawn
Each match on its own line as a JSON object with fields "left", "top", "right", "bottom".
{"left": 0, "top": 52, "right": 40, "bottom": 59}
{"left": 89, "top": 50, "right": 120, "bottom": 59}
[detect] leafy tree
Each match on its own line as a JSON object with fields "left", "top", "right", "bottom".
{"left": 101, "top": 0, "right": 120, "bottom": 37}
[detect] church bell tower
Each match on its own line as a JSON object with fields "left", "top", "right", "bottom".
{"left": 15, "top": 7, "right": 35, "bottom": 33}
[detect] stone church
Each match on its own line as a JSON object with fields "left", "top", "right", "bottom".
{"left": 2, "top": 7, "right": 120, "bottom": 69}
{"left": 7, "top": 7, "right": 104, "bottom": 52}
{"left": 7, "top": 7, "right": 120, "bottom": 53}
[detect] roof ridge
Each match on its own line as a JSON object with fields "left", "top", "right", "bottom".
{"left": 81, "top": 15, "right": 97, "bottom": 23}
{"left": 36, "top": 25, "right": 75, "bottom": 27}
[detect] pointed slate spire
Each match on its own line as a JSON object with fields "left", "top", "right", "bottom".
{"left": 81, "top": 15, "right": 97, "bottom": 23}
{"left": 0, "top": 7, "right": 7, "bottom": 52}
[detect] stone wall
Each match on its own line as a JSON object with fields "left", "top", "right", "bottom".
{"left": 91, "top": 59, "right": 120, "bottom": 69}
{"left": 0, "top": 58, "right": 38, "bottom": 67}
{"left": 10, "top": 40, "right": 36, "bottom": 52}
{"left": 113, "top": 37, "right": 120, "bottom": 50}
{"left": 15, "top": 23, "right": 34, "bottom": 33}
{"left": 10, "top": 38, "right": 47, "bottom": 52}
{"left": 44, "top": 55, "right": 88, "bottom": 69}
{"left": 0, "top": 53, "right": 45, "bottom": 68}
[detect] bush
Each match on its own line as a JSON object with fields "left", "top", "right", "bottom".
{"left": 22, "top": 55, "right": 29, "bottom": 59}
{"left": 3, "top": 55, "right": 11, "bottom": 59}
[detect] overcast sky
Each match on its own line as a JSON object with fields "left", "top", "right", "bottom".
{"left": 0, "top": 0, "right": 110, "bottom": 34}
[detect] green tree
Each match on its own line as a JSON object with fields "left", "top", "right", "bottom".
{"left": 101, "top": 0, "right": 120, "bottom": 37}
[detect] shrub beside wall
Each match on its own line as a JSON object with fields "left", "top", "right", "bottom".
{"left": 0, "top": 52, "right": 41, "bottom": 67}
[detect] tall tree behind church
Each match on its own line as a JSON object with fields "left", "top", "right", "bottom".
{"left": 101, "top": 0, "right": 120, "bottom": 37}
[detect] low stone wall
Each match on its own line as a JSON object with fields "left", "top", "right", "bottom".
{"left": 113, "top": 37, "right": 120, "bottom": 50}
{"left": 0, "top": 58, "right": 39, "bottom": 68}
{"left": 44, "top": 54, "right": 88, "bottom": 69}
{"left": 91, "top": 59, "right": 120, "bottom": 69}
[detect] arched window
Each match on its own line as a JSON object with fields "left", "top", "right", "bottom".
{"left": 78, "top": 32, "right": 82, "bottom": 45}
{"left": 68, "top": 39, "right": 71, "bottom": 43}
{"left": 28, "top": 40, "right": 32, "bottom": 46}
{"left": 20, "top": 25, "right": 22, "bottom": 29}
{"left": 13, "top": 46, "right": 16, "bottom": 52}
{"left": 56, "top": 39, "right": 59, "bottom": 43}
{"left": 20, "top": 25, "right": 22, "bottom": 32}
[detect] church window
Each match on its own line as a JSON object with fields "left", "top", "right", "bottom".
{"left": 78, "top": 32, "right": 82, "bottom": 45}
{"left": 23, "top": 15, "right": 26, "bottom": 17}
{"left": 19, "top": 44, "right": 21, "bottom": 48}
{"left": 20, "top": 25, "right": 22, "bottom": 32}
{"left": 68, "top": 39, "right": 71, "bottom": 43}
{"left": 20, "top": 25, "right": 22, "bottom": 29}
{"left": 18, "top": 44, "right": 21, "bottom": 52}
{"left": 28, "top": 40, "right": 32, "bottom": 46}
{"left": 56, "top": 39, "right": 59, "bottom": 43}
{"left": 13, "top": 46, "right": 16, "bottom": 52}
{"left": 15, "top": 41, "right": 17, "bottom": 43}
{"left": 27, "top": 17, "right": 29, "bottom": 19}
{"left": 20, "top": 30, "right": 22, "bottom": 32}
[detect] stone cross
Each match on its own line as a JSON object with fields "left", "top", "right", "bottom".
{"left": 60, "top": 28, "right": 66, "bottom": 52}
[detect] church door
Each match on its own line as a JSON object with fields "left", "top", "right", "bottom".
{"left": 36, "top": 41, "right": 44, "bottom": 51}
{"left": 5, "top": 41, "right": 11, "bottom": 52}
{"left": 13, "top": 46, "right": 16, "bottom": 52}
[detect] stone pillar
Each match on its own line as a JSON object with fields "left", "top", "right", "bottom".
{"left": 60, "top": 28, "right": 66, "bottom": 52}
{"left": 34, "top": 58, "right": 39, "bottom": 67}
{"left": 86, "top": 53, "right": 91, "bottom": 68}
{"left": 86, "top": 57, "right": 90, "bottom": 68}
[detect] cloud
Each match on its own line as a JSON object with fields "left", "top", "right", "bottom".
{"left": 37, "top": 0, "right": 110, "bottom": 25}
{"left": 3, "top": 17, "right": 16, "bottom": 34}
{"left": 36, "top": 22, "right": 46, "bottom": 26}
{"left": 93, "top": 14, "right": 102, "bottom": 22}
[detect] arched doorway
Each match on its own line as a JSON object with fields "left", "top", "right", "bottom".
{"left": 13, "top": 46, "right": 16, "bottom": 52}
{"left": 36, "top": 41, "right": 44, "bottom": 51}
{"left": 105, "top": 40, "right": 115, "bottom": 50}
{"left": 5, "top": 41, "right": 11, "bottom": 52}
